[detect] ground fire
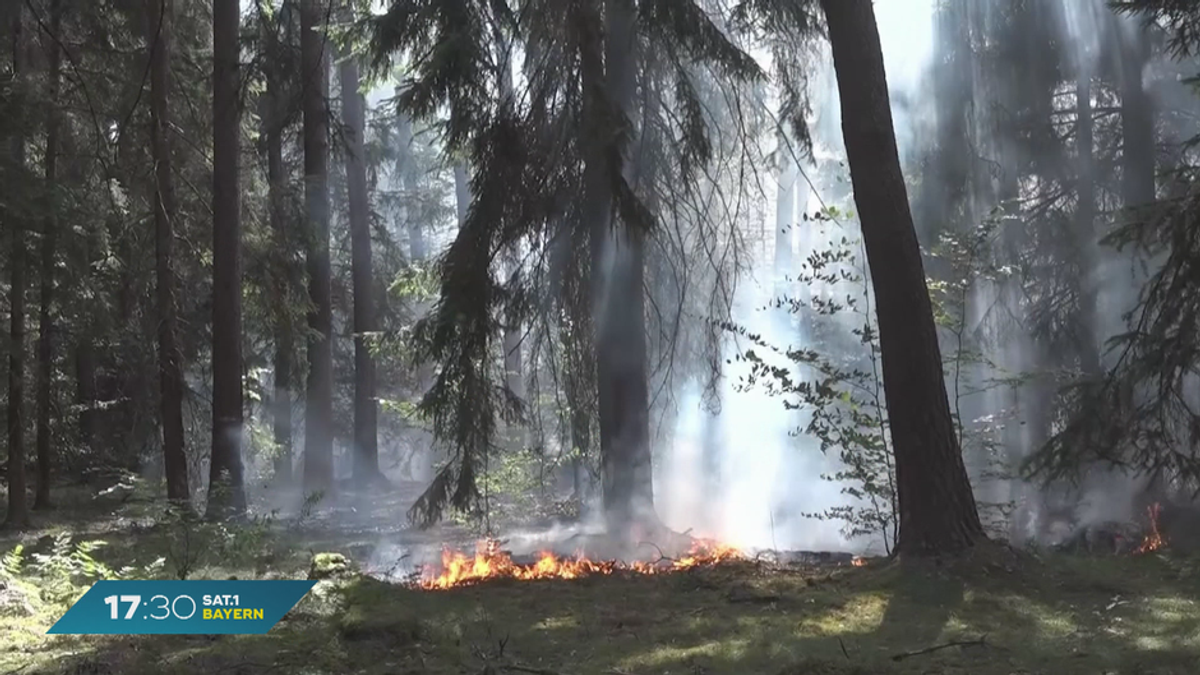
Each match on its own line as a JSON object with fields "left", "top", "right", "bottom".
{"left": 1136, "top": 503, "right": 1166, "bottom": 554}
{"left": 412, "top": 538, "right": 744, "bottom": 590}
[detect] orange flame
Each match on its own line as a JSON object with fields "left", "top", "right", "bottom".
{"left": 851, "top": 556, "right": 867, "bottom": 567}
{"left": 1136, "top": 503, "right": 1167, "bottom": 554}
{"left": 415, "top": 538, "right": 743, "bottom": 590}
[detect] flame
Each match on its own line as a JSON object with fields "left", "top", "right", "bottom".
{"left": 1136, "top": 503, "right": 1167, "bottom": 554}
{"left": 851, "top": 556, "right": 867, "bottom": 567}
{"left": 415, "top": 538, "right": 743, "bottom": 590}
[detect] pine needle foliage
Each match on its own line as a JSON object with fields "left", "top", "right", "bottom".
{"left": 365, "top": 0, "right": 793, "bottom": 527}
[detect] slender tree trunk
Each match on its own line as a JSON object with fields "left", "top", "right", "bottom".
{"left": 819, "top": 0, "right": 985, "bottom": 556}
{"left": 5, "top": 6, "right": 31, "bottom": 530}
{"left": 774, "top": 129, "right": 796, "bottom": 288}
{"left": 454, "top": 162, "right": 470, "bottom": 228}
{"left": 582, "top": 0, "right": 655, "bottom": 534}
{"left": 495, "top": 28, "right": 523, "bottom": 406}
{"left": 75, "top": 341, "right": 98, "bottom": 453}
{"left": 301, "top": 0, "right": 334, "bottom": 494}
{"left": 1075, "top": 66, "right": 1101, "bottom": 378}
{"left": 264, "top": 10, "right": 293, "bottom": 485}
{"left": 1121, "top": 31, "right": 1155, "bottom": 211}
{"left": 393, "top": 108, "right": 425, "bottom": 262}
{"left": 208, "top": 0, "right": 246, "bottom": 517}
{"left": 33, "top": 0, "right": 63, "bottom": 510}
{"left": 339, "top": 32, "right": 380, "bottom": 486}
{"left": 146, "top": 0, "right": 191, "bottom": 506}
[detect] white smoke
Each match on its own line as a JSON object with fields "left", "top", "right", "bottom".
{"left": 657, "top": 0, "right": 939, "bottom": 554}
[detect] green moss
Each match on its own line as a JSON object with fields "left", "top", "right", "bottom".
{"left": 308, "top": 552, "right": 352, "bottom": 580}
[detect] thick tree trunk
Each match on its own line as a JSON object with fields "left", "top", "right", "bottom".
{"left": 582, "top": 0, "right": 654, "bottom": 534}
{"left": 208, "top": 0, "right": 247, "bottom": 517}
{"left": 33, "top": 0, "right": 63, "bottom": 510}
{"left": 339, "top": 37, "right": 380, "bottom": 486}
{"left": 264, "top": 17, "right": 293, "bottom": 485}
{"left": 146, "top": 0, "right": 191, "bottom": 506}
{"left": 301, "top": 0, "right": 334, "bottom": 494}
{"left": 5, "top": 6, "right": 31, "bottom": 530}
{"left": 819, "top": 0, "right": 985, "bottom": 556}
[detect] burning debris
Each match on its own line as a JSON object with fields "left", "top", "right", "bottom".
{"left": 1053, "top": 503, "right": 1169, "bottom": 556}
{"left": 1136, "top": 503, "right": 1166, "bottom": 553}
{"left": 411, "top": 538, "right": 743, "bottom": 590}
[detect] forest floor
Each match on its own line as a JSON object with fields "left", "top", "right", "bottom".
{"left": 0, "top": 482, "right": 1198, "bottom": 675}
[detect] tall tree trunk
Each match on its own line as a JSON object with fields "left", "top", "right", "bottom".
{"left": 263, "top": 7, "right": 293, "bottom": 485}
{"left": 208, "top": 0, "right": 247, "bottom": 517}
{"left": 5, "top": 5, "right": 31, "bottom": 529}
{"left": 339, "top": 32, "right": 380, "bottom": 486}
{"left": 453, "top": 162, "right": 470, "bottom": 228}
{"left": 774, "top": 129, "right": 796, "bottom": 288}
{"left": 496, "top": 27, "right": 523, "bottom": 406}
{"left": 582, "top": 0, "right": 655, "bottom": 534}
{"left": 819, "top": 0, "right": 984, "bottom": 556}
{"left": 74, "top": 342, "right": 98, "bottom": 454}
{"left": 1121, "top": 30, "right": 1155, "bottom": 212}
{"left": 1075, "top": 65, "right": 1101, "bottom": 378}
{"left": 393, "top": 107, "right": 425, "bottom": 262}
{"left": 301, "top": 0, "right": 334, "bottom": 494}
{"left": 146, "top": 0, "right": 191, "bottom": 506}
{"left": 33, "top": 0, "right": 63, "bottom": 510}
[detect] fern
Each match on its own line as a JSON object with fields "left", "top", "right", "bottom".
{"left": 0, "top": 545, "right": 24, "bottom": 580}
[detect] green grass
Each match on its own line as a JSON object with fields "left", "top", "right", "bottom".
{"left": 2, "top": 543, "right": 1199, "bottom": 674}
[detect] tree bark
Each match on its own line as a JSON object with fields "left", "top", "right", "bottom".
{"left": 208, "top": 0, "right": 247, "bottom": 517}
{"left": 496, "top": 26, "right": 523, "bottom": 405}
{"left": 338, "top": 30, "right": 380, "bottom": 486}
{"left": 453, "top": 162, "right": 470, "bottom": 228}
{"left": 301, "top": 0, "right": 334, "bottom": 494}
{"left": 5, "top": 5, "right": 31, "bottom": 529}
{"left": 75, "top": 341, "right": 98, "bottom": 454}
{"left": 582, "top": 0, "right": 655, "bottom": 534}
{"left": 263, "top": 7, "right": 293, "bottom": 485}
{"left": 1075, "top": 65, "right": 1101, "bottom": 378}
{"left": 393, "top": 107, "right": 425, "bottom": 262}
{"left": 1120, "top": 30, "right": 1155, "bottom": 210}
{"left": 819, "top": 0, "right": 985, "bottom": 556}
{"left": 146, "top": 0, "right": 191, "bottom": 506}
{"left": 33, "top": 0, "right": 63, "bottom": 510}
{"left": 774, "top": 128, "right": 796, "bottom": 288}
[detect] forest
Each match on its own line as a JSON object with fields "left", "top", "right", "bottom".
{"left": 2, "top": 0, "right": 1200, "bottom": 673}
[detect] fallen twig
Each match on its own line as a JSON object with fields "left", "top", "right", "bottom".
{"left": 890, "top": 635, "right": 988, "bottom": 661}
{"left": 837, "top": 636, "right": 850, "bottom": 660}
{"left": 634, "top": 541, "right": 675, "bottom": 565}
{"left": 499, "top": 664, "right": 562, "bottom": 675}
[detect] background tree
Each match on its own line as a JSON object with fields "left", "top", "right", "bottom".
{"left": 207, "top": 0, "right": 247, "bottom": 518}
{"left": 301, "top": 0, "right": 334, "bottom": 496}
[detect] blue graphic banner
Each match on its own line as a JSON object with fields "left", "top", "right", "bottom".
{"left": 47, "top": 580, "right": 317, "bottom": 635}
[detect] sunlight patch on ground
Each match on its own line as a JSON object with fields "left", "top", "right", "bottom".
{"left": 1131, "top": 596, "right": 1200, "bottom": 650}
{"left": 796, "top": 592, "right": 888, "bottom": 636}
{"left": 996, "top": 594, "right": 1080, "bottom": 639}
{"left": 619, "top": 638, "right": 750, "bottom": 670}
{"left": 532, "top": 615, "right": 580, "bottom": 631}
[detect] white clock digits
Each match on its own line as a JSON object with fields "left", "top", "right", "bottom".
{"left": 148, "top": 594, "right": 171, "bottom": 620}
